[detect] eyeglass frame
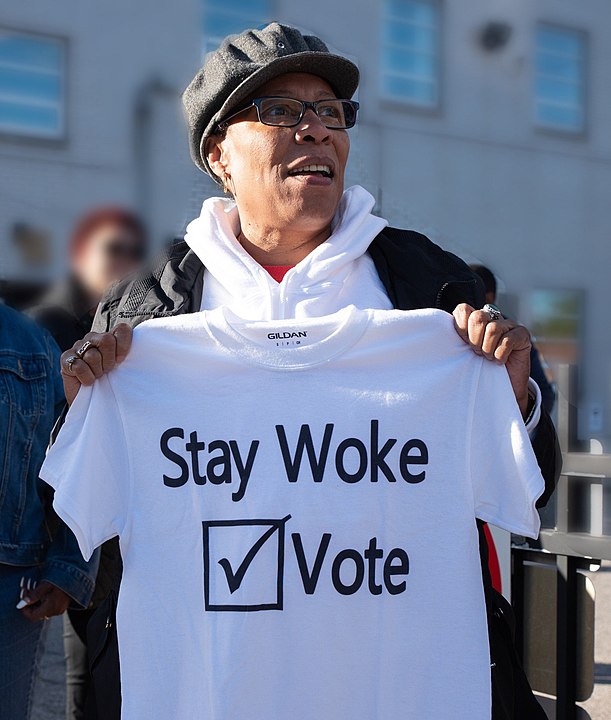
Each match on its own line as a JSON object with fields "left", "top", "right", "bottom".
{"left": 215, "top": 96, "right": 360, "bottom": 132}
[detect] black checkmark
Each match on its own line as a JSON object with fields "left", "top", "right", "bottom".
{"left": 218, "top": 515, "right": 291, "bottom": 594}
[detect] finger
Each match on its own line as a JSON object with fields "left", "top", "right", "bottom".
{"left": 61, "top": 356, "right": 96, "bottom": 386}
{"left": 16, "top": 576, "right": 32, "bottom": 608}
{"left": 27, "top": 584, "right": 70, "bottom": 620}
{"left": 71, "top": 333, "right": 108, "bottom": 377}
{"left": 60, "top": 347, "right": 79, "bottom": 373}
{"left": 70, "top": 331, "right": 99, "bottom": 355}
{"left": 61, "top": 342, "right": 97, "bottom": 377}
{"left": 19, "top": 583, "right": 53, "bottom": 619}
{"left": 22, "top": 596, "right": 53, "bottom": 622}
{"left": 65, "top": 330, "right": 122, "bottom": 377}
{"left": 92, "top": 332, "right": 119, "bottom": 374}
{"left": 21, "top": 580, "right": 51, "bottom": 605}
{"left": 493, "top": 327, "right": 531, "bottom": 364}
{"left": 112, "top": 324, "right": 133, "bottom": 363}
{"left": 493, "top": 335, "right": 513, "bottom": 365}
{"left": 78, "top": 346, "right": 105, "bottom": 379}
{"left": 481, "top": 320, "right": 515, "bottom": 360}
{"left": 466, "top": 309, "right": 492, "bottom": 354}
{"left": 452, "top": 304, "right": 475, "bottom": 342}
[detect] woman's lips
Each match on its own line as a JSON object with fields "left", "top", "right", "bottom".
{"left": 286, "top": 172, "right": 333, "bottom": 186}
{"left": 286, "top": 161, "right": 335, "bottom": 185}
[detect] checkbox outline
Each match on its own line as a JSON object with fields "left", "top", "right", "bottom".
{"left": 202, "top": 516, "right": 290, "bottom": 612}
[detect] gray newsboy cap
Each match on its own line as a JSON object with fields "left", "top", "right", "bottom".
{"left": 182, "top": 22, "right": 360, "bottom": 177}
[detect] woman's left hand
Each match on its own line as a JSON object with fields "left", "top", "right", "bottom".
{"left": 18, "top": 581, "right": 71, "bottom": 623}
{"left": 452, "top": 304, "right": 532, "bottom": 418}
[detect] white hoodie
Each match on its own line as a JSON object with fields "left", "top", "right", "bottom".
{"left": 184, "top": 185, "right": 393, "bottom": 320}
{"left": 184, "top": 183, "right": 542, "bottom": 431}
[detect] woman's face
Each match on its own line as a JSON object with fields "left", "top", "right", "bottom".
{"left": 74, "top": 223, "right": 144, "bottom": 299}
{"left": 208, "top": 73, "right": 351, "bottom": 237}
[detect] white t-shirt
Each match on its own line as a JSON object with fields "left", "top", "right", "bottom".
{"left": 41, "top": 306, "right": 544, "bottom": 720}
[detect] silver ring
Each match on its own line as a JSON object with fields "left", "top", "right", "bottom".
{"left": 64, "top": 355, "right": 78, "bottom": 370}
{"left": 483, "top": 303, "right": 503, "bottom": 322}
{"left": 75, "top": 340, "right": 93, "bottom": 358}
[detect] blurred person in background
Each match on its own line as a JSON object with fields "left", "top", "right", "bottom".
{"left": 0, "top": 303, "right": 99, "bottom": 720}
{"left": 470, "top": 264, "right": 555, "bottom": 414}
{"left": 56, "top": 23, "right": 560, "bottom": 720}
{"left": 28, "top": 206, "right": 147, "bottom": 720}
{"left": 29, "top": 207, "right": 147, "bottom": 352}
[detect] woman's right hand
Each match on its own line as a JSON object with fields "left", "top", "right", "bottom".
{"left": 60, "top": 324, "right": 133, "bottom": 404}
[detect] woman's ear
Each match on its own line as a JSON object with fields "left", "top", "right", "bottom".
{"left": 204, "top": 135, "right": 227, "bottom": 183}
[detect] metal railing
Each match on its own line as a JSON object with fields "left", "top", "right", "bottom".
{"left": 512, "top": 365, "right": 610, "bottom": 720}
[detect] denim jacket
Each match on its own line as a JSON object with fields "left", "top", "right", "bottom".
{"left": 0, "top": 303, "right": 99, "bottom": 607}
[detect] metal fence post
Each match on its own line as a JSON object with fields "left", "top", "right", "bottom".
{"left": 556, "top": 554, "right": 579, "bottom": 720}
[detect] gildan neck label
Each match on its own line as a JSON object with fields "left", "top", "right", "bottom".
{"left": 230, "top": 314, "right": 348, "bottom": 349}
{"left": 205, "top": 305, "right": 371, "bottom": 369}
{"left": 261, "top": 328, "right": 311, "bottom": 347}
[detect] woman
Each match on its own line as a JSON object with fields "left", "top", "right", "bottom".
{"left": 29, "top": 207, "right": 147, "bottom": 353}
{"left": 59, "top": 23, "right": 558, "bottom": 719}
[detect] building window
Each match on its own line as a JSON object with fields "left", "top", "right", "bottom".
{"left": 202, "top": 0, "right": 269, "bottom": 55}
{"left": 530, "top": 289, "right": 582, "bottom": 369}
{"left": 535, "top": 25, "right": 585, "bottom": 133}
{"left": 0, "top": 29, "right": 66, "bottom": 139}
{"left": 380, "top": 0, "right": 440, "bottom": 108}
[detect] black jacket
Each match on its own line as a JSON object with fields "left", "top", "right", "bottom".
{"left": 28, "top": 275, "right": 96, "bottom": 353}
{"left": 91, "top": 226, "right": 558, "bottom": 720}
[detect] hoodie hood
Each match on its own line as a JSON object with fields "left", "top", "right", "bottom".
{"left": 184, "top": 185, "right": 392, "bottom": 320}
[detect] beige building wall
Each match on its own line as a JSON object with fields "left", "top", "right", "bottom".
{"left": 1, "top": 0, "right": 610, "bottom": 443}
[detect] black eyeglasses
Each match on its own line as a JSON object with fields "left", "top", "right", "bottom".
{"left": 218, "top": 96, "right": 359, "bottom": 130}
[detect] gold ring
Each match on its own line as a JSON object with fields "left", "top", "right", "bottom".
{"left": 64, "top": 355, "right": 78, "bottom": 370}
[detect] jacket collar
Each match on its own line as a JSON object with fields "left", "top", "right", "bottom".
{"left": 367, "top": 226, "right": 482, "bottom": 312}
{"left": 113, "top": 220, "right": 482, "bottom": 323}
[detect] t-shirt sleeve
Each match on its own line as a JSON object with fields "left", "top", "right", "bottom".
{"left": 468, "top": 358, "right": 545, "bottom": 538}
{"left": 40, "top": 375, "right": 130, "bottom": 561}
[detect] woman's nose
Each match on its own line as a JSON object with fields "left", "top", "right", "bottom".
{"left": 294, "top": 108, "right": 331, "bottom": 143}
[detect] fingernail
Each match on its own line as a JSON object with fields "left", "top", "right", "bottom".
{"left": 20, "top": 576, "right": 25, "bottom": 588}
{"left": 27, "top": 579, "right": 31, "bottom": 590}
{"left": 16, "top": 599, "right": 30, "bottom": 609}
